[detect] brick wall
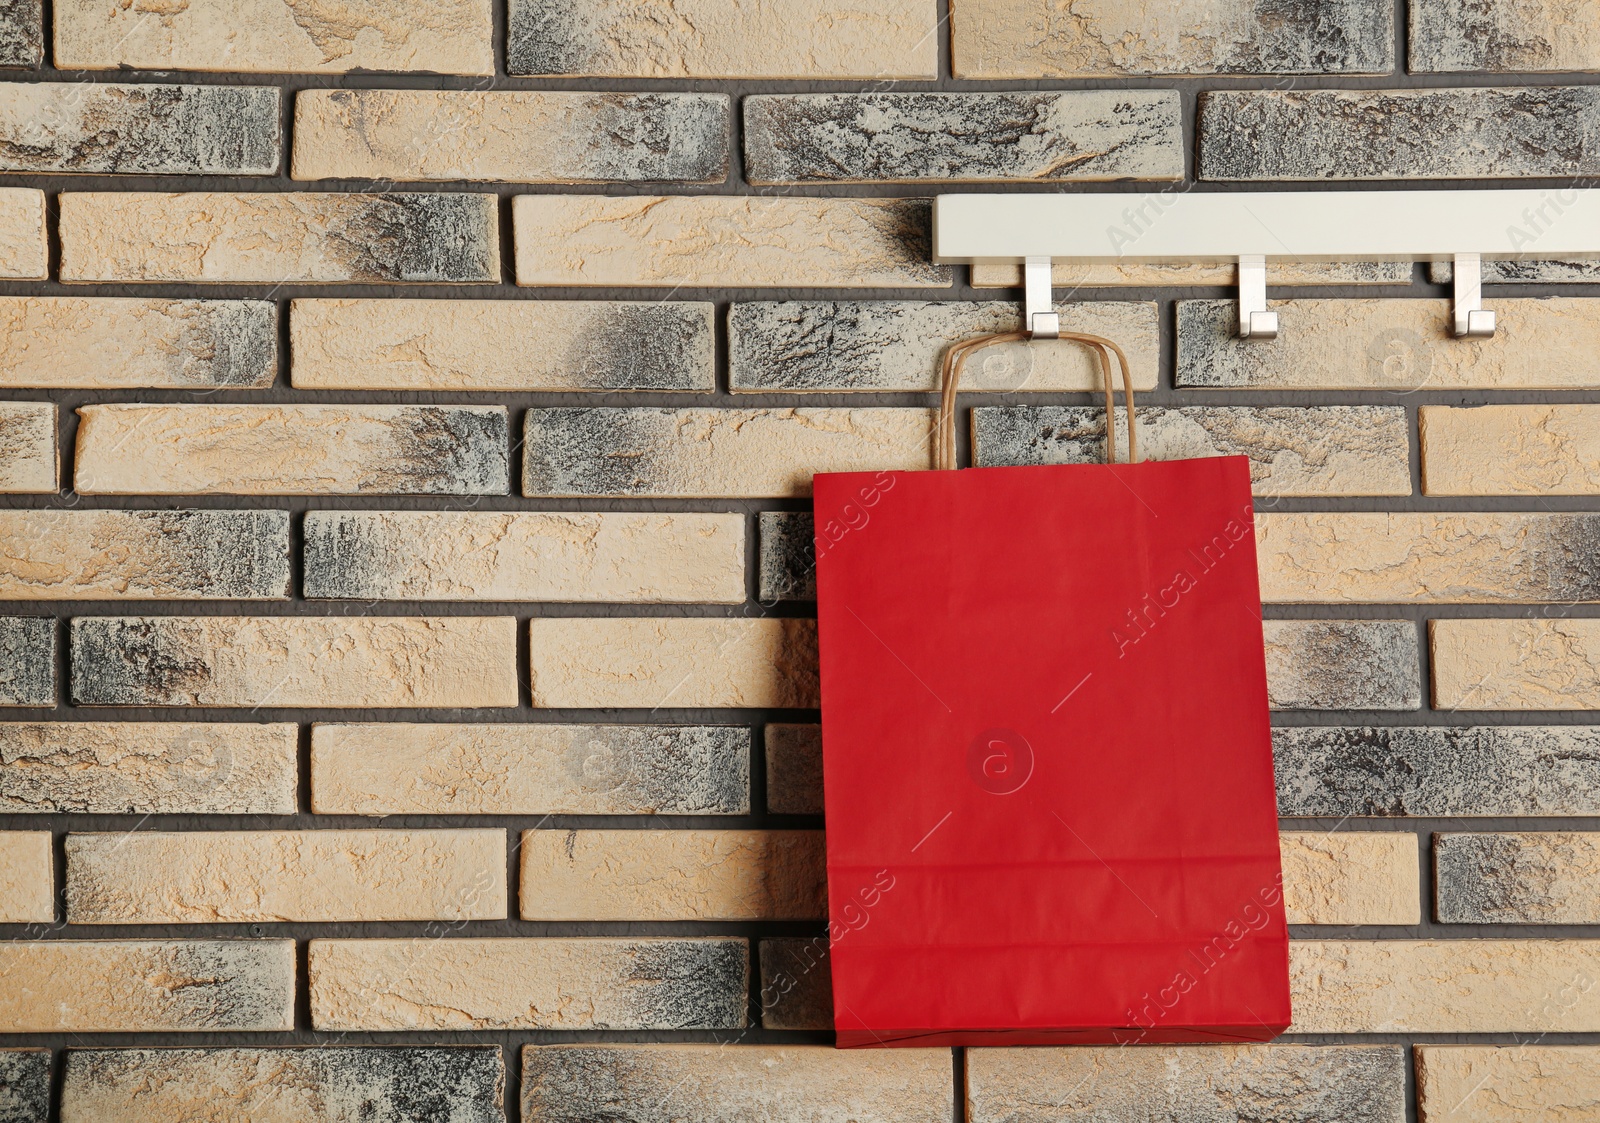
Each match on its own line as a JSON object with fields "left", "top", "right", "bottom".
{"left": 1, "top": 0, "right": 1599, "bottom": 1119}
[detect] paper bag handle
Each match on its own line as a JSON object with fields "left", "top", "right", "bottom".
{"left": 935, "top": 330, "right": 1138, "bottom": 471}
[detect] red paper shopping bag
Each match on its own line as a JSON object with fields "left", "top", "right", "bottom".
{"left": 813, "top": 331, "right": 1289, "bottom": 1047}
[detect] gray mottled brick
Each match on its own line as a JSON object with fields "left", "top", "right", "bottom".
{"left": 0, "top": 1051, "right": 46, "bottom": 1123}
{"left": 759, "top": 513, "right": 816, "bottom": 603}
{"left": 729, "top": 300, "right": 1158, "bottom": 393}
{"left": 759, "top": 937, "right": 833, "bottom": 1029}
{"left": 1264, "top": 620, "right": 1420, "bottom": 711}
{"left": 0, "top": 618, "right": 52, "bottom": 707}
{"left": 1200, "top": 88, "right": 1600, "bottom": 180}
{"left": 1275, "top": 726, "right": 1600, "bottom": 817}
{"left": 0, "top": 0, "right": 39, "bottom": 67}
{"left": 765, "top": 723, "right": 823, "bottom": 814}
{"left": 1411, "top": 0, "right": 1600, "bottom": 72}
{"left": 744, "top": 92, "right": 1182, "bottom": 183}
{"left": 1435, "top": 833, "right": 1600, "bottom": 923}
{"left": 968, "top": 1045, "right": 1406, "bottom": 1123}
{"left": 973, "top": 405, "right": 1410, "bottom": 496}
{"left": 61, "top": 1048, "right": 501, "bottom": 1123}
{"left": 0, "top": 84, "right": 278, "bottom": 174}
{"left": 1428, "top": 258, "right": 1600, "bottom": 284}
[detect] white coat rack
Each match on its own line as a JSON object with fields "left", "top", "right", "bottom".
{"left": 933, "top": 189, "right": 1600, "bottom": 341}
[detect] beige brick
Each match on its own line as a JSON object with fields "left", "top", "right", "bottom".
{"left": 311, "top": 723, "right": 748, "bottom": 816}
{"left": 524, "top": 408, "right": 931, "bottom": 498}
{"left": 952, "top": 0, "right": 1391, "bottom": 77}
{"left": 968, "top": 1045, "right": 1406, "bottom": 1123}
{"left": 310, "top": 937, "right": 747, "bottom": 1031}
{"left": 62, "top": 1047, "right": 504, "bottom": 1123}
{"left": 0, "top": 831, "right": 50, "bottom": 923}
{"left": 1432, "top": 619, "right": 1600, "bottom": 711}
{"left": 1290, "top": 940, "right": 1600, "bottom": 1032}
{"left": 1422, "top": 405, "right": 1600, "bottom": 495}
{"left": 0, "top": 402, "right": 54, "bottom": 493}
{"left": 0, "top": 187, "right": 44, "bottom": 279}
{"left": 1282, "top": 831, "right": 1419, "bottom": 926}
{"left": 513, "top": 196, "right": 948, "bottom": 288}
{"left": 528, "top": 618, "right": 818, "bottom": 708}
{"left": 507, "top": 0, "right": 938, "bottom": 78}
{"left": 522, "top": 1045, "right": 952, "bottom": 1123}
{"left": 1, "top": 722, "right": 296, "bottom": 814}
{"left": 0, "top": 939, "right": 294, "bottom": 1031}
{"left": 303, "top": 511, "right": 743, "bottom": 603}
{"left": 67, "top": 829, "right": 505, "bottom": 924}
{"left": 971, "top": 260, "right": 1412, "bottom": 288}
{"left": 74, "top": 404, "right": 507, "bottom": 496}
{"left": 59, "top": 192, "right": 498, "bottom": 284}
{"left": 1257, "top": 512, "right": 1600, "bottom": 604}
{"left": 0, "top": 297, "right": 274, "bottom": 388}
{"left": 520, "top": 830, "right": 825, "bottom": 921}
{"left": 290, "top": 299, "right": 714, "bottom": 391}
{"left": 0, "top": 510, "right": 289, "bottom": 600}
{"left": 72, "top": 616, "right": 518, "bottom": 709}
{"left": 1416, "top": 1046, "right": 1600, "bottom": 1123}
{"left": 55, "top": 0, "right": 493, "bottom": 74}
{"left": 293, "top": 90, "right": 727, "bottom": 183}
{"left": 1181, "top": 299, "right": 1600, "bottom": 389}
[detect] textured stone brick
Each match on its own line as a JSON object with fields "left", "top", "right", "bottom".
{"left": 513, "top": 196, "right": 948, "bottom": 288}
{"left": 524, "top": 408, "right": 930, "bottom": 498}
{"left": 61, "top": 1047, "right": 503, "bottom": 1123}
{"left": 521, "top": 829, "right": 825, "bottom": 921}
{"left": 311, "top": 722, "right": 749, "bottom": 816}
{"left": 759, "top": 937, "right": 834, "bottom": 1030}
{"left": 71, "top": 616, "right": 517, "bottom": 709}
{"left": 972, "top": 259, "right": 1412, "bottom": 288}
{"left": 55, "top": 0, "right": 492, "bottom": 74}
{"left": 1411, "top": 0, "right": 1600, "bottom": 72}
{"left": 522, "top": 1045, "right": 952, "bottom": 1123}
{"left": 1259, "top": 513, "right": 1600, "bottom": 604}
{"left": 744, "top": 92, "right": 1182, "bottom": 183}
{"left": 0, "top": 188, "right": 44, "bottom": 278}
{"left": 0, "top": 617, "right": 53, "bottom": 707}
{"left": 973, "top": 406, "right": 1409, "bottom": 495}
{"left": 310, "top": 937, "right": 747, "bottom": 1031}
{"left": 1281, "top": 831, "right": 1419, "bottom": 926}
{"left": 0, "top": 1050, "right": 47, "bottom": 1123}
{"left": 67, "top": 829, "right": 506, "bottom": 924}
{"left": 1177, "top": 298, "right": 1600, "bottom": 389}
{"left": 1201, "top": 88, "right": 1600, "bottom": 180}
{"left": 967, "top": 1045, "right": 1406, "bottom": 1123}
{"left": 294, "top": 90, "right": 727, "bottom": 183}
{"left": 0, "top": 0, "right": 40, "bottom": 66}
{"left": 1276, "top": 726, "right": 1600, "bottom": 817}
{"left": 1422, "top": 405, "right": 1600, "bottom": 495}
{"left": 729, "top": 301, "right": 1158, "bottom": 393}
{"left": 0, "top": 722, "right": 296, "bottom": 814}
{"left": 1433, "top": 619, "right": 1600, "bottom": 711}
{"left": 508, "top": 0, "right": 938, "bottom": 77}
{"left": 1290, "top": 940, "right": 1600, "bottom": 1032}
{"left": 291, "top": 298, "right": 713, "bottom": 391}
{"left": 0, "top": 832, "right": 50, "bottom": 923}
{"left": 527, "top": 618, "right": 818, "bottom": 708}
{"left": 1431, "top": 257, "right": 1600, "bottom": 284}
{"left": 0, "top": 939, "right": 294, "bottom": 1032}
{"left": 0, "top": 510, "right": 289, "bottom": 600}
{"left": 0, "top": 84, "right": 277, "bottom": 174}
{"left": 1263, "top": 620, "right": 1420, "bottom": 711}
{"left": 60, "top": 193, "right": 498, "bottom": 284}
{"left": 303, "top": 511, "right": 743, "bottom": 603}
{"left": 1416, "top": 1046, "right": 1600, "bottom": 1123}
{"left": 75, "top": 404, "right": 507, "bottom": 496}
{"left": 759, "top": 514, "right": 816, "bottom": 604}
{"left": 1436, "top": 833, "right": 1600, "bottom": 923}
{"left": 0, "top": 402, "right": 53, "bottom": 492}
{"left": 0, "top": 298, "right": 274, "bottom": 389}
{"left": 953, "top": 0, "right": 1392, "bottom": 76}
{"left": 766, "top": 723, "right": 824, "bottom": 814}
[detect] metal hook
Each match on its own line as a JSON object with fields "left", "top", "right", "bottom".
{"left": 1238, "top": 255, "right": 1278, "bottom": 339}
{"left": 1453, "top": 252, "right": 1495, "bottom": 338}
{"left": 1024, "top": 255, "right": 1059, "bottom": 339}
